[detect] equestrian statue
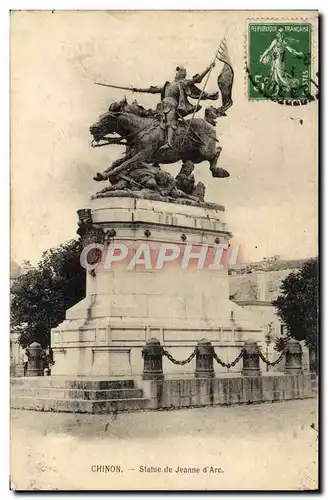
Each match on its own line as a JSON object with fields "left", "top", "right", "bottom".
{"left": 89, "top": 37, "right": 234, "bottom": 205}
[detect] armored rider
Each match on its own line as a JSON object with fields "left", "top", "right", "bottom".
{"left": 130, "top": 63, "right": 219, "bottom": 151}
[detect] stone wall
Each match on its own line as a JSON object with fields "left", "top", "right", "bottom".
{"left": 140, "top": 373, "right": 315, "bottom": 410}
{"left": 229, "top": 269, "right": 293, "bottom": 303}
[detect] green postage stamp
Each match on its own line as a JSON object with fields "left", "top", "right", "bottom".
{"left": 247, "top": 22, "right": 312, "bottom": 101}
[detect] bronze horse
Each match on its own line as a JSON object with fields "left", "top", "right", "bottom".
{"left": 89, "top": 105, "right": 230, "bottom": 181}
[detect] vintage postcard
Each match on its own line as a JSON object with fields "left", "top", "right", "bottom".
{"left": 10, "top": 10, "right": 319, "bottom": 491}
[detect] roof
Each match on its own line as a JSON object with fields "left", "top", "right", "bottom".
{"left": 240, "top": 258, "right": 310, "bottom": 273}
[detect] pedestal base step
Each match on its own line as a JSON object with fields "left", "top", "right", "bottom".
{"left": 10, "top": 396, "right": 149, "bottom": 413}
{"left": 10, "top": 377, "right": 148, "bottom": 413}
{"left": 11, "top": 377, "right": 136, "bottom": 390}
{"left": 11, "top": 387, "right": 144, "bottom": 400}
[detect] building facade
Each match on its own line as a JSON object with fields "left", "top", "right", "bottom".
{"left": 229, "top": 259, "right": 310, "bottom": 370}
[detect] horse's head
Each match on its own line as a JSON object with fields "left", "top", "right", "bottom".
{"left": 205, "top": 106, "right": 220, "bottom": 126}
{"left": 89, "top": 110, "right": 120, "bottom": 141}
{"left": 205, "top": 100, "right": 233, "bottom": 126}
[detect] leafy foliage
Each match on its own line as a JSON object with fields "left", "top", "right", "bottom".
{"left": 274, "top": 335, "right": 290, "bottom": 352}
{"left": 11, "top": 239, "right": 86, "bottom": 347}
{"left": 264, "top": 321, "right": 275, "bottom": 346}
{"left": 272, "top": 258, "right": 319, "bottom": 350}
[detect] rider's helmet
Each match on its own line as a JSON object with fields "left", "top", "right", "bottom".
{"left": 175, "top": 66, "right": 187, "bottom": 80}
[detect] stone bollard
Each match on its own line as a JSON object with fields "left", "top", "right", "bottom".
{"left": 195, "top": 338, "right": 215, "bottom": 378}
{"left": 242, "top": 339, "right": 261, "bottom": 377}
{"left": 26, "top": 342, "right": 44, "bottom": 377}
{"left": 142, "top": 338, "right": 164, "bottom": 380}
{"left": 284, "top": 338, "right": 303, "bottom": 374}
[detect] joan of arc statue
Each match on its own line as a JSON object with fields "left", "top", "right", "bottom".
{"left": 130, "top": 63, "right": 219, "bottom": 151}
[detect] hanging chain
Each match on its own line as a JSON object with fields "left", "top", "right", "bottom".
{"left": 148, "top": 346, "right": 287, "bottom": 368}
{"left": 258, "top": 348, "right": 288, "bottom": 367}
{"left": 213, "top": 349, "right": 245, "bottom": 369}
{"left": 163, "top": 348, "right": 198, "bottom": 366}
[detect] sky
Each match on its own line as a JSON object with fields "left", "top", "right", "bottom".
{"left": 10, "top": 10, "right": 318, "bottom": 265}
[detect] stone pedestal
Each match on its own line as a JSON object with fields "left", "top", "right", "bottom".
{"left": 195, "top": 338, "right": 215, "bottom": 378}
{"left": 284, "top": 338, "right": 303, "bottom": 374}
{"left": 26, "top": 342, "right": 44, "bottom": 377}
{"left": 242, "top": 339, "right": 261, "bottom": 377}
{"left": 51, "top": 197, "right": 263, "bottom": 377}
{"left": 142, "top": 338, "right": 164, "bottom": 380}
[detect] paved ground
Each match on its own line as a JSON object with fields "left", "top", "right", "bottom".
{"left": 10, "top": 398, "right": 318, "bottom": 491}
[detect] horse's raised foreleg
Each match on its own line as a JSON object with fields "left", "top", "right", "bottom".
{"left": 209, "top": 146, "right": 230, "bottom": 178}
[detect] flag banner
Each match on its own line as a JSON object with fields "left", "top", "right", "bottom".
{"left": 216, "top": 37, "right": 234, "bottom": 115}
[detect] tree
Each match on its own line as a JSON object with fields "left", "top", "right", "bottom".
{"left": 274, "top": 335, "right": 290, "bottom": 352}
{"left": 264, "top": 321, "right": 275, "bottom": 346}
{"left": 272, "top": 257, "right": 319, "bottom": 367}
{"left": 11, "top": 239, "right": 86, "bottom": 347}
{"left": 264, "top": 321, "right": 275, "bottom": 372}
